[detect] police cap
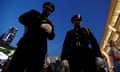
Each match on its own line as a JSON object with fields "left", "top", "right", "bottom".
{"left": 43, "top": 2, "right": 55, "bottom": 13}
{"left": 71, "top": 14, "right": 82, "bottom": 23}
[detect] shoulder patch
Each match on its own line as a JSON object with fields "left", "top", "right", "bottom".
{"left": 85, "top": 27, "right": 90, "bottom": 35}
{"left": 83, "top": 27, "right": 90, "bottom": 36}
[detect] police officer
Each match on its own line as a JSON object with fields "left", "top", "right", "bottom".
{"left": 61, "top": 14, "right": 102, "bottom": 72}
{"left": 6, "top": 2, "right": 55, "bottom": 72}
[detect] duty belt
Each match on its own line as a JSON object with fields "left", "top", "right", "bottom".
{"left": 75, "top": 42, "right": 88, "bottom": 48}
{"left": 76, "top": 41, "right": 80, "bottom": 47}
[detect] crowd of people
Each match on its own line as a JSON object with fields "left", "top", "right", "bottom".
{"left": 41, "top": 56, "right": 69, "bottom": 72}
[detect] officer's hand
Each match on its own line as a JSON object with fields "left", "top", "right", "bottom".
{"left": 61, "top": 59, "right": 69, "bottom": 67}
{"left": 96, "top": 57, "right": 104, "bottom": 66}
{"left": 40, "top": 23, "right": 52, "bottom": 33}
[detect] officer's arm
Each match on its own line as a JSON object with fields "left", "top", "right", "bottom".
{"left": 47, "top": 24, "right": 55, "bottom": 40}
{"left": 88, "top": 28, "right": 102, "bottom": 57}
{"left": 19, "top": 10, "right": 40, "bottom": 27}
{"left": 61, "top": 32, "right": 70, "bottom": 60}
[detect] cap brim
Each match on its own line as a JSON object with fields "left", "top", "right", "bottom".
{"left": 44, "top": 6, "right": 53, "bottom": 11}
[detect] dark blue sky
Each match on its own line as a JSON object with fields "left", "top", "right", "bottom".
{"left": 0, "top": 0, "right": 110, "bottom": 56}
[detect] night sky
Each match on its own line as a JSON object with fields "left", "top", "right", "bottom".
{"left": 0, "top": 0, "right": 110, "bottom": 56}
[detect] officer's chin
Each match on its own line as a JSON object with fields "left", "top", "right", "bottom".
{"left": 44, "top": 12, "right": 51, "bottom": 17}
{"left": 74, "top": 24, "right": 80, "bottom": 27}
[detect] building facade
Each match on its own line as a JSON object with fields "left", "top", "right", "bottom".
{"left": 100, "top": 0, "right": 120, "bottom": 69}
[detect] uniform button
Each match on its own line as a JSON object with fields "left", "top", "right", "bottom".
{"left": 76, "top": 36, "right": 79, "bottom": 39}
{"left": 75, "top": 33, "right": 79, "bottom": 35}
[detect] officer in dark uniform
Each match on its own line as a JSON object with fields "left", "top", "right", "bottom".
{"left": 6, "top": 2, "right": 55, "bottom": 72}
{"left": 61, "top": 14, "right": 102, "bottom": 72}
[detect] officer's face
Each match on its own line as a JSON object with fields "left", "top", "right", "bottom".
{"left": 73, "top": 19, "right": 81, "bottom": 26}
{"left": 43, "top": 7, "right": 52, "bottom": 16}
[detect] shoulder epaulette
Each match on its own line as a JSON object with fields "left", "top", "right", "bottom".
{"left": 83, "top": 27, "right": 90, "bottom": 36}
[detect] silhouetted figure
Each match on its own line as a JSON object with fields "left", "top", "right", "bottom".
{"left": 109, "top": 40, "right": 120, "bottom": 72}
{"left": 42, "top": 56, "right": 54, "bottom": 72}
{"left": 61, "top": 14, "right": 102, "bottom": 72}
{"left": 54, "top": 57, "right": 62, "bottom": 72}
{"left": 60, "top": 60, "right": 70, "bottom": 72}
{"left": 6, "top": 2, "right": 55, "bottom": 72}
{"left": 96, "top": 57, "right": 108, "bottom": 72}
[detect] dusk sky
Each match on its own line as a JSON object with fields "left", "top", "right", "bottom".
{"left": 0, "top": 0, "right": 110, "bottom": 56}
